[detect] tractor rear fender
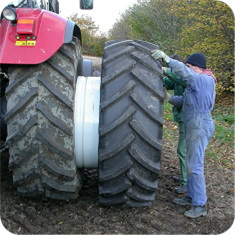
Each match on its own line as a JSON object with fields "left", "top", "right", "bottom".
{"left": 0, "top": 8, "right": 81, "bottom": 65}
{"left": 64, "top": 20, "right": 82, "bottom": 45}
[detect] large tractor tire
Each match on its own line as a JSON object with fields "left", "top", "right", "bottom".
{"left": 1, "top": 96, "right": 7, "bottom": 141}
{"left": 99, "top": 40, "right": 164, "bottom": 207}
{"left": 4, "top": 37, "right": 83, "bottom": 200}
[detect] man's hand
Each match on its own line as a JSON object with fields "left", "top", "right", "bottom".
{"left": 151, "top": 50, "right": 170, "bottom": 64}
{"left": 162, "top": 67, "right": 167, "bottom": 74}
{"left": 163, "top": 87, "right": 171, "bottom": 102}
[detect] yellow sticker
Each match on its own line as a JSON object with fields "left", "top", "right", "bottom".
{"left": 15, "top": 41, "right": 36, "bottom": 46}
{"left": 15, "top": 41, "right": 27, "bottom": 46}
{"left": 27, "top": 41, "right": 36, "bottom": 46}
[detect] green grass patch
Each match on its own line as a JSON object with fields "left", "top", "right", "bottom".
{"left": 163, "top": 102, "right": 174, "bottom": 121}
{"left": 206, "top": 150, "right": 218, "bottom": 159}
{"left": 213, "top": 122, "right": 234, "bottom": 144}
{"left": 213, "top": 109, "right": 234, "bottom": 125}
{"left": 163, "top": 97, "right": 178, "bottom": 146}
{"left": 211, "top": 95, "right": 234, "bottom": 148}
{"left": 163, "top": 90, "right": 174, "bottom": 122}
{"left": 204, "top": 95, "right": 234, "bottom": 169}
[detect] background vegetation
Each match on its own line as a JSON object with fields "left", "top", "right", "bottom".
{"left": 69, "top": 14, "right": 107, "bottom": 56}
{"left": 69, "top": 0, "right": 234, "bottom": 95}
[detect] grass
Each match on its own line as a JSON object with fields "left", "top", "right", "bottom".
{"left": 163, "top": 102, "right": 174, "bottom": 122}
{"left": 163, "top": 93, "right": 234, "bottom": 170}
{"left": 209, "top": 94, "right": 234, "bottom": 169}
{"left": 163, "top": 101, "right": 177, "bottom": 143}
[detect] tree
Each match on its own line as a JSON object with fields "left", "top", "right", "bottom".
{"left": 108, "top": 0, "right": 234, "bottom": 94}
{"left": 125, "top": 0, "right": 183, "bottom": 54}
{"left": 93, "top": 34, "right": 107, "bottom": 56}
{"left": 173, "top": 0, "right": 234, "bottom": 93}
{"left": 69, "top": 14, "right": 103, "bottom": 56}
{"left": 108, "top": 12, "right": 133, "bottom": 40}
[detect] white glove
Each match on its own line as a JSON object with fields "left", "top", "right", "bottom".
{"left": 162, "top": 67, "right": 167, "bottom": 74}
{"left": 151, "top": 50, "right": 170, "bottom": 64}
{"left": 163, "top": 87, "right": 171, "bottom": 102}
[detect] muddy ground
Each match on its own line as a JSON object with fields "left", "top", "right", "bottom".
{"left": 1, "top": 56, "right": 234, "bottom": 234}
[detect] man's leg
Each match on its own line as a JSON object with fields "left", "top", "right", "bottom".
{"left": 173, "top": 123, "right": 207, "bottom": 214}
{"left": 186, "top": 118, "right": 211, "bottom": 206}
{"left": 174, "top": 122, "right": 187, "bottom": 193}
{"left": 184, "top": 116, "right": 214, "bottom": 218}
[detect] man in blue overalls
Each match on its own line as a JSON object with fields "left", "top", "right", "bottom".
{"left": 152, "top": 50, "right": 216, "bottom": 219}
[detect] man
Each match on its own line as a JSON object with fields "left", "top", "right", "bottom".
{"left": 152, "top": 50, "right": 216, "bottom": 219}
{"left": 163, "top": 54, "right": 187, "bottom": 194}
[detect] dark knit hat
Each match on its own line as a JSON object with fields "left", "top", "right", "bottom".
{"left": 185, "top": 53, "right": 206, "bottom": 69}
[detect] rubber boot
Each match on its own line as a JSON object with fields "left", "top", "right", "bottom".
{"left": 173, "top": 176, "right": 182, "bottom": 182}
{"left": 184, "top": 206, "right": 207, "bottom": 218}
{"left": 173, "top": 196, "right": 192, "bottom": 206}
{"left": 174, "top": 184, "right": 187, "bottom": 194}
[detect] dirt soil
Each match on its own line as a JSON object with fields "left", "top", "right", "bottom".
{"left": 1, "top": 56, "right": 234, "bottom": 234}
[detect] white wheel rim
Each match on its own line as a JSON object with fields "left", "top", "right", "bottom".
{"left": 74, "top": 76, "right": 101, "bottom": 168}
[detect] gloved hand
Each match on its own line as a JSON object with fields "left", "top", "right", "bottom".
{"left": 162, "top": 67, "right": 167, "bottom": 74}
{"left": 163, "top": 87, "right": 171, "bottom": 102}
{"left": 151, "top": 50, "right": 170, "bottom": 64}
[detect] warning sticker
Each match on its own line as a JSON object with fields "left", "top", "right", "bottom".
{"left": 27, "top": 41, "right": 36, "bottom": 46}
{"left": 15, "top": 41, "right": 27, "bottom": 46}
{"left": 15, "top": 41, "right": 36, "bottom": 46}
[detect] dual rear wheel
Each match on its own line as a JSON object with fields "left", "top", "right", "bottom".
{"left": 5, "top": 39, "right": 163, "bottom": 207}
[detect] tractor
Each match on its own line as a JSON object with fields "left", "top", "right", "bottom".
{"left": 0, "top": 0, "right": 164, "bottom": 207}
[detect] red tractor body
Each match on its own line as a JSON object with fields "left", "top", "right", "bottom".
{"left": 0, "top": 8, "right": 67, "bottom": 64}
{"left": 0, "top": 0, "right": 82, "bottom": 142}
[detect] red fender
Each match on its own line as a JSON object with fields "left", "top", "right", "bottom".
{"left": 0, "top": 8, "right": 68, "bottom": 64}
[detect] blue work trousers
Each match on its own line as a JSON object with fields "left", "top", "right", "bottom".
{"left": 177, "top": 122, "right": 187, "bottom": 185}
{"left": 184, "top": 113, "right": 215, "bottom": 206}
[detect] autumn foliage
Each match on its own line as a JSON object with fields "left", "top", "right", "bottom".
{"left": 69, "top": 14, "right": 106, "bottom": 57}
{"left": 68, "top": 1, "right": 234, "bottom": 95}
{"left": 108, "top": 0, "right": 234, "bottom": 94}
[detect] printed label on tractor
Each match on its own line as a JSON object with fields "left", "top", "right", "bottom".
{"left": 15, "top": 41, "right": 36, "bottom": 46}
{"left": 27, "top": 41, "right": 36, "bottom": 46}
{"left": 15, "top": 41, "right": 27, "bottom": 46}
